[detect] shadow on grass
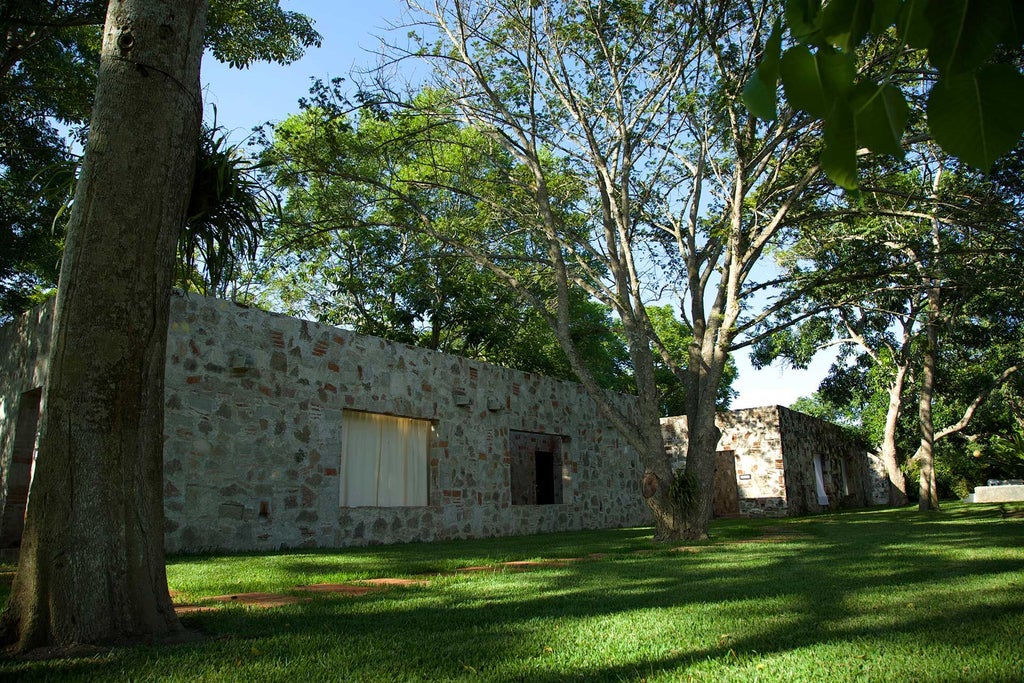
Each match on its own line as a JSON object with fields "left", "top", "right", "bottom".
{"left": 3, "top": 505, "right": 1023, "bottom": 681}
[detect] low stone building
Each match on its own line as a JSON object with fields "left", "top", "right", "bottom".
{"left": 662, "top": 408, "right": 889, "bottom": 517}
{"left": 0, "top": 294, "right": 887, "bottom": 554}
{"left": 0, "top": 294, "right": 649, "bottom": 553}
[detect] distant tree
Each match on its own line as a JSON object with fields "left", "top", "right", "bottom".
{"left": 755, "top": 148, "right": 1024, "bottom": 508}
{"left": 0, "top": 0, "right": 320, "bottom": 320}
{"left": 0, "top": 8, "right": 96, "bottom": 321}
{"left": 258, "top": 83, "right": 633, "bottom": 388}
{"left": 370, "top": 0, "right": 841, "bottom": 540}
{"left": 985, "top": 427, "right": 1024, "bottom": 481}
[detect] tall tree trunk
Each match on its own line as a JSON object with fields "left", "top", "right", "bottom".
{"left": 917, "top": 285, "right": 941, "bottom": 511}
{"left": 679, "top": 338, "right": 726, "bottom": 540}
{"left": 0, "top": 0, "right": 209, "bottom": 651}
{"left": 880, "top": 365, "right": 910, "bottom": 506}
{"left": 680, "top": 399, "right": 720, "bottom": 540}
{"left": 639, "top": 424, "right": 684, "bottom": 541}
{"left": 614, "top": 305, "right": 689, "bottom": 541}
{"left": 916, "top": 169, "right": 943, "bottom": 513}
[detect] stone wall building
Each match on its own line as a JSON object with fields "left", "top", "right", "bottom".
{"left": 0, "top": 294, "right": 887, "bottom": 554}
{"left": 0, "top": 294, "right": 649, "bottom": 553}
{"left": 662, "top": 407, "right": 889, "bottom": 517}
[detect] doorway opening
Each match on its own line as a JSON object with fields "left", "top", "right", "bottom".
{"left": 0, "top": 388, "right": 42, "bottom": 547}
{"left": 510, "top": 431, "right": 564, "bottom": 505}
{"left": 713, "top": 449, "right": 740, "bottom": 516}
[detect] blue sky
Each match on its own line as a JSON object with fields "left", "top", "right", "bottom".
{"left": 200, "top": 2, "right": 832, "bottom": 410}
{"left": 201, "top": 2, "right": 407, "bottom": 137}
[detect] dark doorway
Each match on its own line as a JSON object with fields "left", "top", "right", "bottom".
{"left": 713, "top": 449, "right": 740, "bottom": 517}
{"left": 509, "top": 431, "right": 564, "bottom": 505}
{"left": 0, "top": 388, "right": 42, "bottom": 547}
{"left": 535, "top": 451, "right": 555, "bottom": 504}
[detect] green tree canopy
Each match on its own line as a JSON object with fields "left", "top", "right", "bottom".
{"left": 258, "top": 82, "right": 634, "bottom": 390}
{"left": 755, "top": 146, "right": 1024, "bottom": 503}
{"left": 0, "top": 0, "right": 320, "bottom": 320}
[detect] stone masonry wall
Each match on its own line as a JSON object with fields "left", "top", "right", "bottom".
{"left": 661, "top": 406, "right": 881, "bottom": 518}
{"left": 1, "top": 295, "right": 886, "bottom": 551}
{"left": 0, "top": 295, "right": 650, "bottom": 552}
{"left": 141, "top": 294, "right": 650, "bottom": 551}
{"left": 661, "top": 407, "right": 789, "bottom": 517}
{"left": 776, "top": 406, "right": 875, "bottom": 515}
{"left": 0, "top": 304, "right": 52, "bottom": 546}
{"left": 717, "top": 408, "right": 790, "bottom": 516}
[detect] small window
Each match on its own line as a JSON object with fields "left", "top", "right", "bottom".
{"left": 509, "top": 431, "right": 563, "bottom": 505}
{"left": 341, "top": 411, "right": 429, "bottom": 507}
{"left": 813, "top": 454, "right": 829, "bottom": 506}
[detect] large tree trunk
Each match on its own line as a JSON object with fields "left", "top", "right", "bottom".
{"left": 917, "top": 286, "right": 941, "bottom": 511}
{"left": 880, "top": 365, "right": 910, "bottom": 506}
{"left": 639, "top": 431, "right": 685, "bottom": 542}
{"left": 678, "top": 336, "right": 727, "bottom": 541}
{"left": 0, "top": 0, "right": 209, "bottom": 651}
{"left": 680, "top": 399, "right": 720, "bottom": 540}
{"left": 622, "top": 311, "right": 691, "bottom": 541}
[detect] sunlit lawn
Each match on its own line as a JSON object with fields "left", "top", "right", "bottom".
{"left": 1, "top": 503, "right": 1022, "bottom": 681}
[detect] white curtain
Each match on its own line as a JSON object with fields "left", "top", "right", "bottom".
{"left": 378, "top": 416, "right": 405, "bottom": 506}
{"left": 403, "top": 418, "right": 429, "bottom": 506}
{"left": 342, "top": 411, "right": 382, "bottom": 507}
{"left": 341, "top": 411, "right": 428, "bottom": 507}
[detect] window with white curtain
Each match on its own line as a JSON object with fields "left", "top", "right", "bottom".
{"left": 341, "top": 411, "right": 429, "bottom": 507}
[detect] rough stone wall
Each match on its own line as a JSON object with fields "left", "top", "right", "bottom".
{"left": 717, "top": 408, "right": 790, "bottom": 516}
{"left": 163, "top": 294, "right": 652, "bottom": 551}
{"left": 776, "top": 406, "right": 872, "bottom": 515}
{"left": 0, "top": 295, "right": 649, "bottom": 552}
{"left": 661, "top": 406, "right": 880, "bottom": 518}
{"left": 661, "top": 407, "right": 789, "bottom": 517}
{"left": 865, "top": 454, "right": 891, "bottom": 505}
{"left": 1, "top": 295, "right": 887, "bottom": 552}
{"left": 0, "top": 304, "right": 52, "bottom": 546}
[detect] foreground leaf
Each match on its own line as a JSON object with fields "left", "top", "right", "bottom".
{"left": 742, "top": 19, "right": 783, "bottom": 120}
{"left": 928, "top": 64, "right": 1024, "bottom": 170}
{"left": 852, "top": 81, "right": 909, "bottom": 157}
{"left": 821, "top": 103, "right": 858, "bottom": 189}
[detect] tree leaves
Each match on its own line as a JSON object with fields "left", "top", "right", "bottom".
{"left": 852, "top": 81, "right": 908, "bottom": 157}
{"left": 779, "top": 45, "right": 854, "bottom": 118}
{"left": 926, "top": 0, "right": 1010, "bottom": 74}
{"left": 205, "top": 0, "right": 322, "bottom": 68}
{"left": 742, "top": 0, "right": 1024, "bottom": 189}
{"left": 928, "top": 64, "right": 1024, "bottom": 171}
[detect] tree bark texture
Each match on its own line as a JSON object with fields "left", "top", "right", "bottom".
{"left": 880, "top": 366, "right": 910, "bottom": 506}
{"left": 680, "top": 347, "right": 725, "bottom": 541}
{"left": 0, "top": 0, "right": 209, "bottom": 650}
{"left": 917, "top": 285, "right": 941, "bottom": 511}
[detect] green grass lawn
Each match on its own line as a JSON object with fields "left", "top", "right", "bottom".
{"left": 1, "top": 503, "right": 1022, "bottom": 681}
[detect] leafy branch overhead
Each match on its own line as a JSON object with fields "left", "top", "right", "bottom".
{"left": 743, "top": 0, "right": 1024, "bottom": 188}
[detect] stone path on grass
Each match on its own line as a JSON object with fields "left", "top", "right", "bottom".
{"left": 171, "top": 553, "right": 669, "bottom": 613}
{"left": 171, "top": 561, "right": 572, "bottom": 613}
{"left": 170, "top": 528, "right": 798, "bottom": 614}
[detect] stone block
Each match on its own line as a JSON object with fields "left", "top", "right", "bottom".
{"left": 971, "top": 485, "right": 1024, "bottom": 503}
{"left": 219, "top": 502, "right": 246, "bottom": 520}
